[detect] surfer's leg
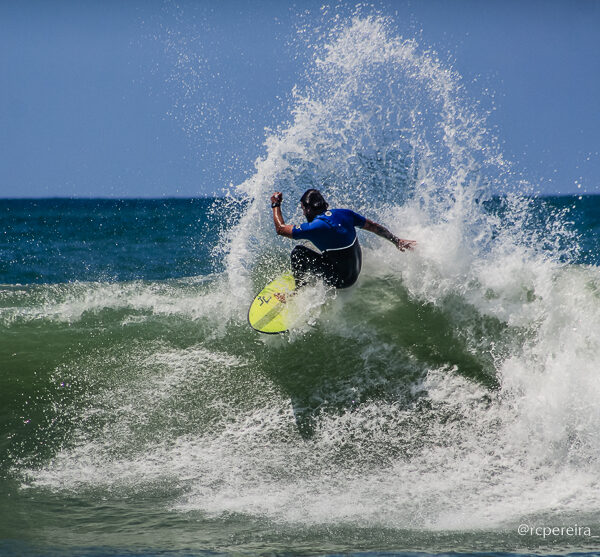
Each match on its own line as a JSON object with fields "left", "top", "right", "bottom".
{"left": 291, "top": 245, "right": 331, "bottom": 288}
{"left": 325, "top": 241, "right": 362, "bottom": 288}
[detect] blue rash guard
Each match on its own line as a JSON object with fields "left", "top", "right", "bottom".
{"left": 290, "top": 208, "right": 366, "bottom": 289}
{"left": 291, "top": 209, "right": 366, "bottom": 252}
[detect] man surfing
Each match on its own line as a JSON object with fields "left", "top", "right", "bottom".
{"left": 271, "top": 189, "right": 415, "bottom": 290}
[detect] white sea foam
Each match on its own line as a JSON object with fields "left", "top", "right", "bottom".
{"left": 0, "top": 275, "right": 249, "bottom": 327}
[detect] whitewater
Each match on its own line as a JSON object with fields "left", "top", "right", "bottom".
{"left": 2, "top": 13, "right": 600, "bottom": 556}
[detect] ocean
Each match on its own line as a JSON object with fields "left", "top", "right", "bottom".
{"left": 3, "top": 14, "right": 600, "bottom": 557}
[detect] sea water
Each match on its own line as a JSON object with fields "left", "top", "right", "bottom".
{"left": 2, "top": 14, "right": 600, "bottom": 557}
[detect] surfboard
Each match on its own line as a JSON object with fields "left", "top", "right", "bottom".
{"left": 248, "top": 273, "right": 296, "bottom": 334}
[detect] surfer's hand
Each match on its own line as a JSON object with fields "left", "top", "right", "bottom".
{"left": 394, "top": 238, "right": 416, "bottom": 251}
{"left": 271, "top": 192, "right": 283, "bottom": 205}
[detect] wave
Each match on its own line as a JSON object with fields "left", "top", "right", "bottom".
{"left": 6, "top": 260, "right": 600, "bottom": 530}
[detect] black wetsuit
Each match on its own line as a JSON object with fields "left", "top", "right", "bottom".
{"left": 290, "top": 208, "right": 365, "bottom": 289}
{"left": 291, "top": 239, "right": 362, "bottom": 289}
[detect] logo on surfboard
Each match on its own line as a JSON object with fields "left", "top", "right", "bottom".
{"left": 257, "top": 295, "right": 271, "bottom": 306}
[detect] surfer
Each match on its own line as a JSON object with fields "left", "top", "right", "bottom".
{"left": 270, "top": 189, "right": 415, "bottom": 289}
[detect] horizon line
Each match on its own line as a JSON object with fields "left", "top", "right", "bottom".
{"left": 0, "top": 193, "right": 596, "bottom": 201}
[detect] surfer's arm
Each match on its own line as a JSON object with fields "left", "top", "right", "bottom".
{"left": 363, "top": 219, "right": 416, "bottom": 251}
{"left": 271, "top": 192, "right": 294, "bottom": 238}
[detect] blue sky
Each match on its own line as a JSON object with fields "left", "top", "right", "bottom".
{"left": 1, "top": 0, "right": 599, "bottom": 198}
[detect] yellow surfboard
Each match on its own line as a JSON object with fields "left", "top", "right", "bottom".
{"left": 248, "top": 273, "right": 296, "bottom": 334}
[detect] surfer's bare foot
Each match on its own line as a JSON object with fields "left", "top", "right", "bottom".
{"left": 274, "top": 292, "right": 287, "bottom": 303}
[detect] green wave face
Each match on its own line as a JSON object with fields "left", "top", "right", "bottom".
{"left": 0, "top": 270, "right": 519, "bottom": 539}
{"left": 2, "top": 264, "right": 597, "bottom": 554}
{"left": 0, "top": 273, "right": 500, "bottom": 461}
